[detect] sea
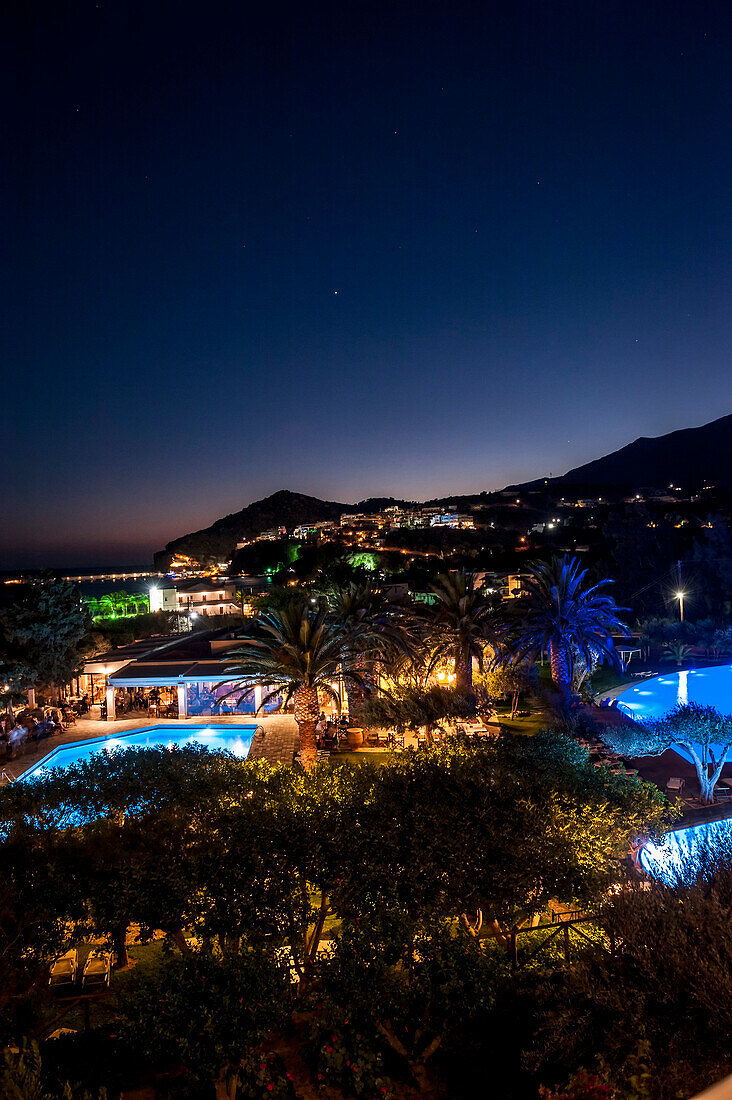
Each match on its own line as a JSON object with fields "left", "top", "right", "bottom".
{"left": 1, "top": 569, "right": 161, "bottom": 599}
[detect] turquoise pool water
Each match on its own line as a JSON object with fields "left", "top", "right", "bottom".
{"left": 639, "top": 817, "right": 732, "bottom": 885}
{"left": 616, "top": 666, "right": 732, "bottom": 722}
{"left": 21, "top": 724, "right": 257, "bottom": 782}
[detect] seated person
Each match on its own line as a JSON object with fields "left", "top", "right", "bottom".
{"left": 36, "top": 718, "right": 54, "bottom": 740}
{"left": 22, "top": 715, "right": 39, "bottom": 738}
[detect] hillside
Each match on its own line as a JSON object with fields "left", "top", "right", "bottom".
{"left": 154, "top": 414, "right": 732, "bottom": 569}
{"left": 511, "top": 413, "right": 732, "bottom": 493}
{"left": 153, "top": 491, "right": 349, "bottom": 569}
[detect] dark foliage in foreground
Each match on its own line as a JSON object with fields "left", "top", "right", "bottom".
{"left": 0, "top": 737, "right": 693, "bottom": 1099}
{"left": 524, "top": 862, "right": 732, "bottom": 1100}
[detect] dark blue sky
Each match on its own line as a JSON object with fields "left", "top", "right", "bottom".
{"left": 4, "top": 0, "right": 732, "bottom": 567}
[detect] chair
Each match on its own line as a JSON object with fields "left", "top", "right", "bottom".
{"left": 49, "top": 948, "right": 78, "bottom": 990}
{"left": 82, "top": 948, "right": 111, "bottom": 989}
{"left": 666, "top": 777, "right": 685, "bottom": 796}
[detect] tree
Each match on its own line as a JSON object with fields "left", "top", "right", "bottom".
{"left": 603, "top": 703, "right": 732, "bottom": 805}
{"left": 0, "top": 1041, "right": 107, "bottom": 1100}
{"left": 0, "top": 666, "right": 31, "bottom": 723}
{"left": 324, "top": 581, "right": 414, "bottom": 714}
{"left": 477, "top": 658, "right": 537, "bottom": 718}
{"left": 332, "top": 737, "right": 670, "bottom": 935}
{"left": 428, "top": 570, "right": 496, "bottom": 692}
{"left": 317, "top": 919, "right": 501, "bottom": 1094}
{"left": 506, "top": 556, "right": 629, "bottom": 703}
{"left": 661, "top": 640, "right": 693, "bottom": 667}
{"left": 356, "top": 684, "right": 478, "bottom": 743}
{"left": 223, "top": 600, "right": 366, "bottom": 770}
{"left": 0, "top": 578, "right": 92, "bottom": 699}
{"left": 0, "top": 747, "right": 333, "bottom": 987}
{"left": 118, "top": 948, "right": 290, "bottom": 1100}
{"left": 600, "top": 505, "right": 679, "bottom": 618}
{"left": 692, "top": 515, "right": 732, "bottom": 617}
{"left": 528, "top": 865, "right": 732, "bottom": 1100}
{"left": 0, "top": 834, "right": 71, "bottom": 1045}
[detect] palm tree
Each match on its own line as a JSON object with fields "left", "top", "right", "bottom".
{"left": 428, "top": 570, "right": 497, "bottom": 693}
{"left": 507, "top": 556, "right": 629, "bottom": 702}
{"left": 223, "top": 600, "right": 365, "bottom": 771}
{"left": 324, "top": 582, "right": 416, "bottom": 713}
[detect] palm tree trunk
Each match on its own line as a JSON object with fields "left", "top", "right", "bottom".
{"left": 455, "top": 646, "right": 472, "bottom": 693}
{"left": 113, "top": 924, "right": 129, "bottom": 969}
{"left": 548, "top": 640, "right": 572, "bottom": 700}
{"left": 345, "top": 662, "right": 367, "bottom": 718}
{"left": 294, "top": 685, "right": 320, "bottom": 771}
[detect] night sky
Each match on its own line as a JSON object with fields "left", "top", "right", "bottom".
{"left": 4, "top": 0, "right": 732, "bottom": 568}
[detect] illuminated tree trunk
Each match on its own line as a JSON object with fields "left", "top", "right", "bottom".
{"left": 294, "top": 685, "right": 320, "bottom": 771}
{"left": 455, "top": 644, "right": 472, "bottom": 693}
{"left": 345, "top": 658, "right": 367, "bottom": 718}
{"left": 214, "top": 1069, "right": 238, "bottom": 1100}
{"left": 548, "top": 639, "right": 572, "bottom": 700}
{"left": 687, "top": 742, "right": 731, "bottom": 805}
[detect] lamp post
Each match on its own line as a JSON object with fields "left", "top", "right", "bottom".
{"left": 676, "top": 591, "right": 685, "bottom": 622}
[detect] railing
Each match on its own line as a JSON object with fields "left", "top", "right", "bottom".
{"left": 483, "top": 914, "right": 612, "bottom": 972}
{"left": 551, "top": 907, "right": 585, "bottom": 923}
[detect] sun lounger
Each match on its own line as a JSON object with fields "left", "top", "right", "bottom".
{"left": 49, "top": 948, "right": 78, "bottom": 989}
{"left": 82, "top": 948, "right": 111, "bottom": 989}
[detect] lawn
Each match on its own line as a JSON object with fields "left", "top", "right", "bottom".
{"left": 590, "top": 664, "right": 641, "bottom": 696}
{"left": 40, "top": 939, "right": 167, "bottom": 1036}
{"left": 332, "top": 749, "right": 392, "bottom": 766}
{"left": 495, "top": 711, "right": 551, "bottom": 736}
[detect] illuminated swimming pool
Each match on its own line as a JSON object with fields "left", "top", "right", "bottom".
{"left": 639, "top": 817, "right": 732, "bottom": 885}
{"left": 21, "top": 724, "right": 258, "bottom": 782}
{"left": 616, "top": 667, "right": 732, "bottom": 882}
{"left": 616, "top": 666, "right": 732, "bottom": 722}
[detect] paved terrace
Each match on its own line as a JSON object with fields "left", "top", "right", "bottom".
{"left": 4, "top": 713, "right": 299, "bottom": 780}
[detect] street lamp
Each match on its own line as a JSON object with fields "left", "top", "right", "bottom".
{"left": 675, "top": 591, "right": 685, "bottom": 622}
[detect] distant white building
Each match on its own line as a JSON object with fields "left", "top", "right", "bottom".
{"left": 149, "top": 579, "right": 240, "bottom": 617}
{"left": 430, "top": 513, "right": 475, "bottom": 529}
{"left": 292, "top": 520, "right": 337, "bottom": 539}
